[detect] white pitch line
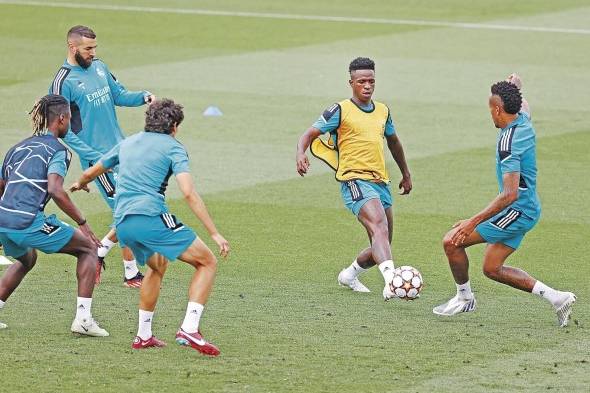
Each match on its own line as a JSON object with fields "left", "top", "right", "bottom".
{"left": 1, "top": 0, "right": 590, "bottom": 35}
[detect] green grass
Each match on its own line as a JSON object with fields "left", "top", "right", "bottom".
{"left": 0, "top": 1, "right": 589, "bottom": 392}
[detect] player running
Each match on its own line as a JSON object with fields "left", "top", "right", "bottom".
{"left": 296, "top": 57, "right": 412, "bottom": 299}
{"left": 50, "top": 25, "right": 156, "bottom": 287}
{"left": 433, "top": 76, "right": 576, "bottom": 327}
{"left": 71, "top": 99, "right": 230, "bottom": 355}
{"left": 0, "top": 94, "right": 108, "bottom": 336}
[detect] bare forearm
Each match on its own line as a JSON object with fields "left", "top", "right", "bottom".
{"left": 471, "top": 192, "right": 516, "bottom": 226}
{"left": 297, "top": 128, "right": 320, "bottom": 155}
{"left": 521, "top": 98, "right": 531, "bottom": 117}
{"left": 185, "top": 191, "right": 219, "bottom": 236}
{"left": 79, "top": 163, "right": 109, "bottom": 187}
{"left": 387, "top": 137, "right": 410, "bottom": 177}
{"left": 51, "top": 189, "right": 86, "bottom": 224}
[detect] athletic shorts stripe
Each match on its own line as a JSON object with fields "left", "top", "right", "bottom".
{"left": 346, "top": 180, "right": 364, "bottom": 202}
{"left": 491, "top": 208, "right": 521, "bottom": 229}
{"left": 97, "top": 173, "right": 115, "bottom": 197}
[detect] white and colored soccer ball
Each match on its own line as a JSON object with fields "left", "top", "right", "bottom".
{"left": 389, "top": 266, "right": 423, "bottom": 300}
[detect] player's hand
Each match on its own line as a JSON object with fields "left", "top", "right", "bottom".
{"left": 211, "top": 233, "right": 230, "bottom": 258}
{"left": 78, "top": 223, "right": 102, "bottom": 247}
{"left": 69, "top": 182, "right": 90, "bottom": 193}
{"left": 145, "top": 94, "right": 156, "bottom": 104}
{"left": 296, "top": 153, "right": 310, "bottom": 177}
{"left": 398, "top": 175, "right": 412, "bottom": 195}
{"left": 450, "top": 219, "right": 477, "bottom": 246}
{"left": 506, "top": 73, "right": 523, "bottom": 90}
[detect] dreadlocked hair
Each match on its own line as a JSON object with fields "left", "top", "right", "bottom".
{"left": 30, "top": 94, "right": 69, "bottom": 136}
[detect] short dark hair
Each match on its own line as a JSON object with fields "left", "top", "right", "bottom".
{"left": 490, "top": 81, "right": 522, "bottom": 115}
{"left": 349, "top": 57, "right": 375, "bottom": 73}
{"left": 67, "top": 25, "right": 96, "bottom": 40}
{"left": 30, "top": 94, "right": 70, "bottom": 136}
{"left": 144, "top": 99, "right": 184, "bottom": 134}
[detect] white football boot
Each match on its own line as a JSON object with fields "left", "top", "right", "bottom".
{"left": 338, "top": 270, "right": 371, "bottom": 293}
{"left": 71, "top": 317, "right": 109, "bottom": 337}
{"left": 383, "top": 283, "right": 396, "bottom": 301}
{"left": 0, "top": 321, "right": 6, "bottom": 329}
{"left": 554, "top": 292, "right": 576, "bottom": 327}
{"left": 433, "top": 295, "right": 477, "bottom": 316}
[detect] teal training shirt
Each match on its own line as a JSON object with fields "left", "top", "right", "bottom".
{"left": 312, "top": 100, "right": 395, "bottom": 136}
{"left": 0, "top": 150, "right": 68, "bottom": 233}
{"left": 100, "top": 131, "right": 190, "bottom": 225}
{"left": 50, "top": 59, "right": 149, "bottom": 164}
{"left": 496, "top": 112, "right": 541, "bottom": 219}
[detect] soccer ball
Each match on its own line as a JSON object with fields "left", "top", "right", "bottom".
{"left": 389, "top": 266, "right": 423, "bottom": 300}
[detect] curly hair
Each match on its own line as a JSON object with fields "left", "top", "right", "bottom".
{"left": 491, "top": 81, "right": 522, "bottom": 115}
{"left": 29, "top": 94, "right": 70, "bottom": 136}
{"left": 144, "top": 99, "right": 184, "bottom": 134}
{"left": 349, "top": 57, "right": 375, "bottom": 73}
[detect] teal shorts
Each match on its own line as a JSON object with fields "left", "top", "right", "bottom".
{"left": 116, "top": 213, "right": 197, "bottom": 266}
{"left": 82, "top": 160, "right": 116, "bottom": 211}
{"left": 0, "top": 214, "right": 75, "bottom": 258}
{"left": 476, "top": 208, "right": 538, "bottom": 250}
{"left": 340, "top": 180, "right": 392, "bottom": 216}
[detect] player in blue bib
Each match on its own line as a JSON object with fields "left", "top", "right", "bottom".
{"left": 50, "top": 25, "right": 156, "bottom": 286}
{"left": 71, "top": 99, "right": 230, "bottom": 355}
{"left": 0, "top": 94, "right": 108, "bottom": 336}
{"left": 433, "top": 76, "right": 576, "bottom": 327}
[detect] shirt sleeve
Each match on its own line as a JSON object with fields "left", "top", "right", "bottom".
{"left": 499, "top": 128, "right": 533, "bottom": 174}
{"left": 100, "top": 143, "right": 121, "bottom": 169}
{"left": 384, "top": 109, "right": 396, "bottom": 136}
{"left": 103, "top": 62, "right": 148, "bottom": 107}
{"left": 51, "top": 77, "right": 102, "bottom": 163}
{"left": 170, "top": 143, "right": 190, "bottom": 174}
{"left": 311, "top": 103, "right": 341, "bottom": 134}
{"left": 47, "top": 150, "right": 67, "bottom": 178}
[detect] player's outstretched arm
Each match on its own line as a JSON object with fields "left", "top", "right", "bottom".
{"left": 69, "top": 162, "right": 110, "bottom": 193}
{"left": 296, "top": 127, "right": 322, "bottom": 177}
{"left": 506, "top": 73, "right": 531, "bottom": 118}
{"left": 176, "top": 172, "right": 230, "bottom": 258}
{"left": 451, "top": 172, "right": 519, "bottom": 245}
{"left": 48, "top": 173, "right": 101, "bottom": 246}
{"left": 385, "top": 134, "right": 412, "bottom": 194}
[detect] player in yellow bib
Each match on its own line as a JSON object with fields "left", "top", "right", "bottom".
{"left": 296, "top": 57, "right": 412, "bottom": 299}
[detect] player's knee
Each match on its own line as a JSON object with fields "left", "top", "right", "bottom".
{"left": 483, "top": 264, "right": 501, "bottom": 280}
{"left": 203, "top": 254, "right": 218, "bottom": 271}
{"left": 442, "top": 235, "right": 457, "bottom": 255}
{"left": 78, "top": 236, "right": 97, "bottom": 258}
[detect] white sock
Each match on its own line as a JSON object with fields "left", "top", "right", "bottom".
{"left": 0, "top": 299, "right": 5, "bottom": 309}
{"left": 342, "top": 260, "right": 368, "bottom": 279}
{"left": 456, "top": 281, "right": 473, "bottom": 300}
{"left": 76, "top": 297, "right": 92, "bottom": 321}
{"left": 532, "top": 281, "right": 564, "bottom": 307}
{"left": 378, "top": 260, "right": 395, "bottom": 283}
{"left": 137, "top": 309, "right": 154, "bottom": 340}
{"left": 124, "top": 259, "right": 139, "bottom": 279}
{"left": 98, "top": 238, "right": 115, "bottom": 258}
{"left": 181, "top": 302, "right": 204, "bottom": 334}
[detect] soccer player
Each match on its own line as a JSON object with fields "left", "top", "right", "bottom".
{"left": 433, "top": 76, "right": 576, "bottom": 327}
{"left": 50, "top": 25, "right": 156, "bottom": 287}
{"left": 71, "top": 99, "right": 230, "bottom": 355}
{"left": 0, "top": 94, "right": 108, "bottom": 336}
{"left": 296, "top": 57, "right": 412, "bottom": 299}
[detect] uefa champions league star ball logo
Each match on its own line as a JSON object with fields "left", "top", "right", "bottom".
{"left": 96, "top": 67, "right": 106, "bottom": 78}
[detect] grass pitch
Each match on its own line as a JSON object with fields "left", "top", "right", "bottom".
{"left": 0, "top": 1, "right": 589, "bottom": 392}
